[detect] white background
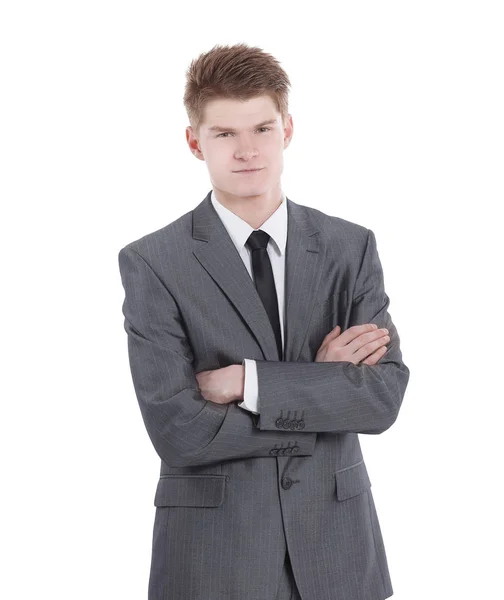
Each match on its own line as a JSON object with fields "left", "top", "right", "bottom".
{"left": 1, "top": 1, "right": 502, "bottom": 598}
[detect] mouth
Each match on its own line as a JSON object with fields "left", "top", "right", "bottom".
{"left": 233, "top": 168, "right": 264, "bottom": 173}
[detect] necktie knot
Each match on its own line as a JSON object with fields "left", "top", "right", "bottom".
{"left": 246, "top": 229, "right": 270, "bottom": 251}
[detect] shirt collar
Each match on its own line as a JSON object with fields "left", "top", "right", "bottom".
{"left": 210, "top": 189, "right": 288, "bottom": 256}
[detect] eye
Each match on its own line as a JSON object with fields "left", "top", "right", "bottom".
{"left": 216, "top": 127, "right": 271, "bottom": 138}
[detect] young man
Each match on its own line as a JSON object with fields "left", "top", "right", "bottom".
{"left": 118, "top": 43, "right": 410, "bottom": 600}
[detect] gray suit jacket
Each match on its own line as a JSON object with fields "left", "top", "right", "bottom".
{"left": 118, "top": 190, "right": 410, "bottom": 600}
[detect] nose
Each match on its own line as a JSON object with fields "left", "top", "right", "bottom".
{"left": 234, "top": 142, "right": 259, "bottom": 161}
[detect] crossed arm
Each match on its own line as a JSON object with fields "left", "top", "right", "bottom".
{"left": 196, "top": 229, "right": 409, "bottom": 434}
{"left": 118, "top": 229, "right": 409, "bottom": 468}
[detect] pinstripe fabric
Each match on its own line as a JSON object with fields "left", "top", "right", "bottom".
{"left": 118, "top": 190, "right": 410, "bottom": 600}
{"left": 276, "top": 553, "right": 302, "bottom": 599}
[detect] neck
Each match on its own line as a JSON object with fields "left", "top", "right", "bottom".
{"left": 213, "top": 186, "right": 282, "bottom": 229}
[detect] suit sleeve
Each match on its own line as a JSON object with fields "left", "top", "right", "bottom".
{"left": 252, "top": 228, "right": 410, "bottom": 434}
{"left": 118, "top": 245, "right": 316, "bottom": 468}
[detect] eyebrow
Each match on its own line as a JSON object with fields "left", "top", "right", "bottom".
{"left": 207, "top": 118, "right": 277, "bottom": 133}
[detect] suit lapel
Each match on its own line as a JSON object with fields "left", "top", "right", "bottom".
{"left": 192, "top": 191, "right": 326, "bottom": 363}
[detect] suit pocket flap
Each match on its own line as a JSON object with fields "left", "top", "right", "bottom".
{"left": 335, "top": 460, "right": 371, "bottom": 501}
{"left": 154, "top": 475, "right": 226, "bottom": 507}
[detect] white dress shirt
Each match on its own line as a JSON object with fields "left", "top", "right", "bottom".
{"left": 209, "top": 188, "right": 288, "bottom": 415}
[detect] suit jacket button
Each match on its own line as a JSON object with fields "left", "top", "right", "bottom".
{"left": 285, "top": 446, "right": 293, "bottom": 455}
{"left": 275, "top": 418, "right": 284, "bottom": 428}
{"left": 289, "top": 421, "right": 298, "bottom": 430}
{"left": 292, "top": 446, "right": 299, "bottom": 454}
{"left": 270, "top": 448, "right": 279, "bottom": 455}
{"left": 281, "top": 477, "right": 292, "bottom": 490}
{"left": 298, "top": 421, "right": 305, "bottom": 429}
{"left": 278, "top": 447, "right": 286, "bottom": 455}
{"left": 282, "top": 420, "right": 291, "bottom": 429}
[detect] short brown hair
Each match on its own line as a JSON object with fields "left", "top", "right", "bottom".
{"left": 183, "top": 43, "right": 291, "bottom": 137}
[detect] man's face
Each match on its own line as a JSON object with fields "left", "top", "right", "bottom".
{"left": 186, "top": 95, "right": 293, "bottom": 202}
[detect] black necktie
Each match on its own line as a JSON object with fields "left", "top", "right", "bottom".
{"left": 246, "top": 230, "right": 283, "bottom": 361}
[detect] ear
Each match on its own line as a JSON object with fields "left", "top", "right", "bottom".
{"left": 284, "top": 114, "right": 294, "bottom": 149}
{"left": 186, "top": 126, "right": 205, "bottom": 160}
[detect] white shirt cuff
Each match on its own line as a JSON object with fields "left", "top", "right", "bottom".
{"left": 237, "top": 358, "right": 259, "bottom": 414}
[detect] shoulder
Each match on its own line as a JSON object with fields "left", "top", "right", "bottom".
{"left": 289, "top": 198, "right": 371, "bottom": 254}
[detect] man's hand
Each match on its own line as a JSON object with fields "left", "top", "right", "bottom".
{"left": 315, "top": 323, "right": 390, "bottom": 365}
{"left": 195, "top": 364, "right": 244, "bottom": 405}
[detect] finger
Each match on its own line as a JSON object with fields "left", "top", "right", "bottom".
{"left": 347, "top": 328, "right": 388, "bottom": 355}
{"left": 335, "top": 323, "right": 378, "bottom": 347}
{"left": 354, "top": 336, "right": 389, "bottom": 363}
{"left": 319, "top": 325, "right": 341, "bottom": 351}
{"left": 362, "top": 346, "right": 388, "bottom": 365}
